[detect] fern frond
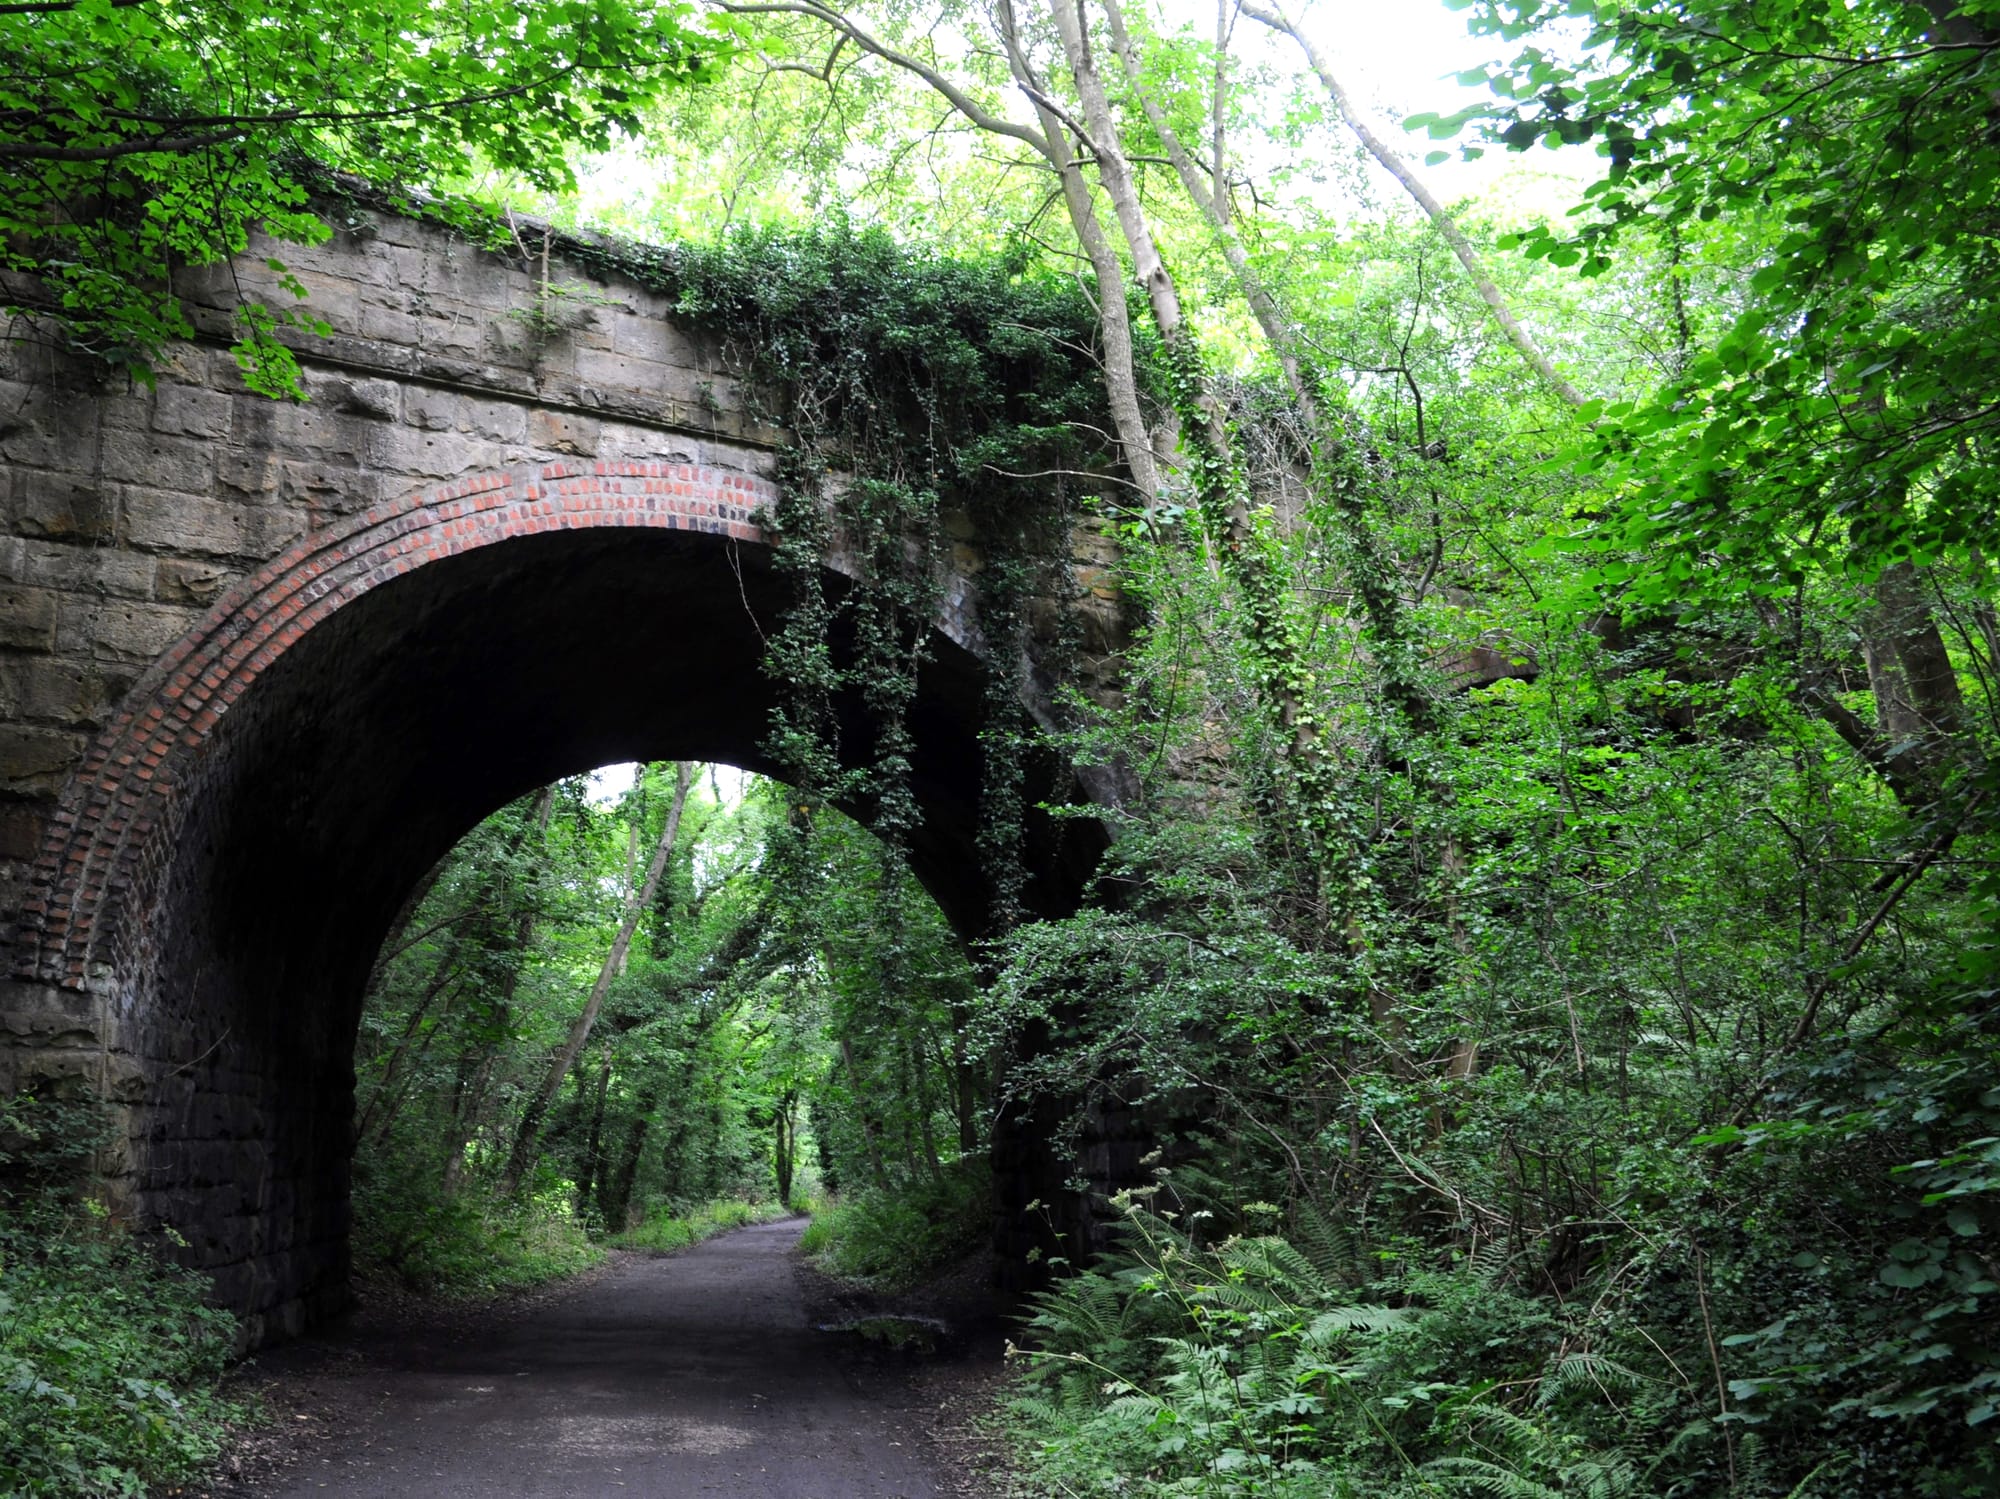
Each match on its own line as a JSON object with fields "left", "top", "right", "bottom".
{"left": 1535, "top": 1351, "right": 1645, "bottom": 1407}
{"left": 1422, "top": 1456, "right": 1566, "bottom": 1499}
{"left": 1291, "top": 1198, "right": 1360, "bottom": 1285}
{"left": 1469, "top": 1238, "right": 1511, "bottom": 1287}
{"left": 1222, "top": 1234, "right": 1332, "bottom": 1300}
{"left": 1452, "top": 1399, "right": 1559, "bottom": 1457}
{"left": 1307, "top": 1305, "right": 1413, "bottom": 1339}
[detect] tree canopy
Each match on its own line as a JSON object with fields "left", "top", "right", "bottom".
{"left": 1417, "top": 0, "right": 2000, "bottom": 598}
{"left": 0, "top": 0, "right": 720, "bottom": 392}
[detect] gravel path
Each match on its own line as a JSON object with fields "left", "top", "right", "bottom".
{"left": 232, "top": 1220, "right": 957, "bottom": 1498}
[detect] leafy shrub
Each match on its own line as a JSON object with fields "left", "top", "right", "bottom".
{"left": 801, "top": 1158, "right": 991, "bottom": 1287}
{"left": 1, "top": 1093, "right": 240, "bottom": 1498}
{"left": 0, "top": 1091, "right": 104, "bottom": 1199}
{"left": 1006, "top": 1176, "right": 2000, "bottom": 1499}
{"left": 1008, "top": 1202, "right": 1638, "bottom": 1499}
{"left": 351, "top": 1152, "right": 599, "bottom": 1297}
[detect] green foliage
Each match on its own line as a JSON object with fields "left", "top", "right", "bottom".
{"left": 611, "top": 219, "right": 1112, "bottom": 929}
{"left": 350, "top": 1146, "right": 601, "bottom": 1298}
{"left": 1417, "top": 0, "right": 2000, "bottom": 606}
{"left": 565, "top": 217, "right": 1114, "bottom": 512}
{"left": 983, "top": 154, "right": 1998, "bottom": 1485}
{"left": 1010, "top": 1204, "right": 1592, "bottom": 1499}
{"left": 0, "top": 1111, "right": 240, "bottom": 1498}
{"left": 10, "top": 9, "right": 1994, "bottom": 1497}
{"left": 0, "top": 1091, "right": 105, "bottom": 1200}
{"left": 349, "top": 763, "right": 991, "bottom": 1309}
{"left": 0, "top": 1210, "right": 240, "bottom": 1497}
{"left": 0, "top": 0, "right": 721, "bottom": 394}
{"left": 800, "top": 1159, "right": 994, "bottom": 1288}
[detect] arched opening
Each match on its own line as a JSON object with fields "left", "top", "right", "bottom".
{"left": 13, "top": 463, "right": 1098, "bottom": 1341}
{"left": 346, "top": 760, "right": 994, "bottom": 1303}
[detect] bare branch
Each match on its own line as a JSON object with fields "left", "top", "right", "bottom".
{"left": 1239, "top": 0, "right": 1589, "bottom": 410}
{"left": 715, "top": 0, "right": 1051, "bottom": 154}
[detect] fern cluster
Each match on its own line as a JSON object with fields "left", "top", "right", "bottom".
{"left": 1004, "top": 1197, "right": 1860, "bottom": 1499}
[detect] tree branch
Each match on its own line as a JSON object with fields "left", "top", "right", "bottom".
{"left": 1238, "top": 0, "right": 1588, "bottom": 410}
{"left": 714, "top": 0, "right": 1050, "bottom": 152}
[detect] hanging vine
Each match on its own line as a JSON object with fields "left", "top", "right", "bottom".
{"left": 561, "top": 220, "right": 1118, "bottom": 932}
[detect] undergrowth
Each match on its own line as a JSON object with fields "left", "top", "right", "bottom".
{"left": 1006, "top": 1199, "right": 1635, "bottom": 1499}
{"left": 350, "top": 1151, "right": 601, "bottom": 1298}
{"left": 1005, "top": 1175, "right": 1996, "bottom": 1499}
{"left": 800, "top": 1158, "right": 993, "bottom": 1288}
{"left": 0, "top": 1093, "right": 241, "bottom": 1498}
{"left": 611, "top": 1196, "right": 793, "bottom": 1252}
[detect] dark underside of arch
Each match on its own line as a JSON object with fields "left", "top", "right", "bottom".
{"left": 127, "top": 527, "right": 1098, "bottom": 1336}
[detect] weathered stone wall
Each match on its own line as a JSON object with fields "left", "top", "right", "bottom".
{"left": 0, "top": 207, "right": 1124, "bottom": 1340}
{"left": 1, "top": 209, "right": 784, "bottom": 913}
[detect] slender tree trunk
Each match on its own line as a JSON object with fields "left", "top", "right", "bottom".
{"left": 577, "top": 1046, "right": 615, "bottom": 1221}
{"left": 1047, "top": 0, "right": 1188, "bottom": 360}
{"left": 1049, "top": 0, "right": 1360, "bottom": 803}
{"left": 773, "top": 1089, "right": 798, "bottom": 1208}
{"left": 992, "top": 0, "right": 1162, "bottom": 502}
{"left": 907, "top": 1030, "right": 945, "bottom": 1183}
{"left": 1100, "top": 0, "right": 1314, "bottom": 424}
{"left": 1212, "top": 0, "right": 1231, "bottom": 223}
{"left": 838, "top": 1036, "right": 892, "bottom": 1189}
{"left": 440, "top": 1047, "right": 497, "bottom": 1198}
{"left": 441, "top": 786, "right": 555, "bottom": 1195}
{"left": 717, "top": 0, "right": 1163, "bottom": 503}
{"left": 603, "top": 1087, "right": 658, "bottom": 1233}
{"left": 1862, "top": 561, "right": 1967, "bottom": 801}
{"left": 501, "top": 763, "right": 696, "bottom": 1197}
{"left": 1098, "top": 0, "right": 1438, "bottom": 746}
{"left": 355, "top": 960, "right": 464, "bottom": 1145}
{"left": 949, "top": 1001, "right": 979, "bottom": 1154}
{"left": 363, "top": 981, "right": 469, "bottom": 1146}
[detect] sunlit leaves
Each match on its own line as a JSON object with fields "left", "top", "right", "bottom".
{"left": 0, "top": 0, "right": 725, "bottom": 391}
{"left": 1414, "top": 0, "right": 2000, "bottom": 601}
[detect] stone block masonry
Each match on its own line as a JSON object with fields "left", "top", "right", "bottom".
{"left": 0, "top": 206, "right": 1128, "bottom": 1342}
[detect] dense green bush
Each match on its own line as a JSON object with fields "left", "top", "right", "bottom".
{"left": 350, "top": 1148, "right": 600, "bottom": 1297}
{"left": 1, "top": 1094, "right": 240, "bottom": 1498}
{"left": 1007, "top": 1122, "right": 2000, "bottom": 1499}
{"left": 800, "top": 1158, "right": 992, "bottom": 1287}
{"left": 1010, "top": 1204, "right": 1652, "bottom": 1498}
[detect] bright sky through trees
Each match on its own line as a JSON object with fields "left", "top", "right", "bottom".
{"left": 585, "top": 762, "right": 748, "bottom": 806}
{"left": 1257, "top": 0, "right": 1596, "bottom": 201}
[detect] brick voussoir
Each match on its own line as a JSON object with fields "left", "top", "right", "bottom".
{"left": 9, "top": 462, "right": 814, "bottom": 985}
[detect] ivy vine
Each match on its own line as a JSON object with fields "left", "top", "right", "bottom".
{"left": 609, "top": 221, "right": 1119, "bottom": 934}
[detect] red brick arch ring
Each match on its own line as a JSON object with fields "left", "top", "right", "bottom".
{"left": 3, "top": 457, "right": 1101, "bottom": 1340}
{"left": 10, "top": 456, "right": 1001, "bottom": 997}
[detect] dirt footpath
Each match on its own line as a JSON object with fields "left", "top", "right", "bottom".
{"left": 210, "top": 1219, "right": 1006, "bottom": 1499}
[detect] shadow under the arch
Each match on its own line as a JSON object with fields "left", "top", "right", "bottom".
{"left": 117, "top": 523, "right": 1096, "bottom": 1341}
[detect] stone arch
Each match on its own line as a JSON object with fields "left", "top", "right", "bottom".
{"left": 6, "top": 458, "right": 1092, "bottom": 1340}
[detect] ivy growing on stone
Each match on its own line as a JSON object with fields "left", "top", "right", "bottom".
{"left": 584, "top": 221, "right": 1120, "bottom": 931}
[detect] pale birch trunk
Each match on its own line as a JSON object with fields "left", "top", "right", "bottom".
{"left": 500, "top": 763, "right": 696, "bottom": 1197}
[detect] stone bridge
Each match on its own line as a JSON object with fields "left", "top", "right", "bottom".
{"left": 0, "top": 208, "right": 1126, "bottom": 1340}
